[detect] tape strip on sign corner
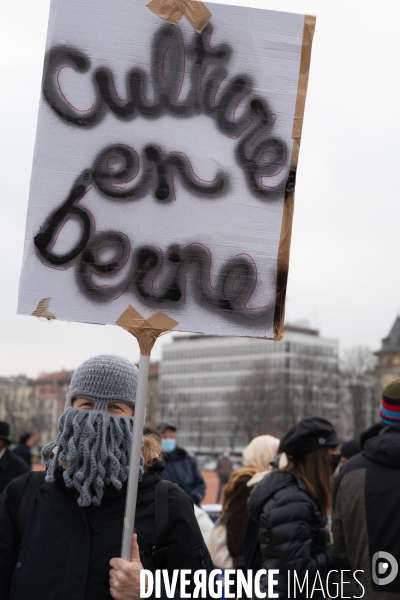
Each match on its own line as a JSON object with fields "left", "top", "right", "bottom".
{"left": 32, "top": 297, "right": 56, "bottom": 320}
{"left": 116, "top": 305, "right": 179, "bottom": 356}
{"left": 273, "top": 14, "right": 316, "bottom": 341}
{"left": 146, "top": 0, "right": 212, "bottom": 33}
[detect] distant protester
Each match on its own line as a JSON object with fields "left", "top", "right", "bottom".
{"left": 215, "top": 447, "right": 233, "bottom": 502}
{"left": 333, "top": 379, "right": 400, "bottom": 598}
{"left": 339, "top": 439, "right": 361, "bottom": 463}
{"left": 12, "top": 432, "right": 35, "bottom": 469}
{"left": 157, "top": 421, "right": 206, "bottom": 505}
{"left": 143, "top": 424, "right": 161, "bottom": 438}
{"left": 0, "top": 422, "right": 29, "bottom": 495}
{"left": 248, "top": 417, "right": 344, "bottom": 599}
{"left": 222, "top": 435, "right": 279, "bottom": 569}
{"left": 0, "top": 356, "right": 213, "bottom": 600}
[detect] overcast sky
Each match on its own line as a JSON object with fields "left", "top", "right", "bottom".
{"left": 1, "top": 0, "right": 399, "bottom": 377}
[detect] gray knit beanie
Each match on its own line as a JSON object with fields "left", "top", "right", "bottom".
{"left": 65, "top": 354, "right": 138, "bottom": 410}
{"left": 42, "top": 354, "right": 142, "bottom": 507}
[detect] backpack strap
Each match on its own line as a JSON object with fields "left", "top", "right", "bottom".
{"left": 17, "top": 471, "right": 46, "bottom": 546}
{"left": 152, "top": 479, "right": 169, "bottom": 568}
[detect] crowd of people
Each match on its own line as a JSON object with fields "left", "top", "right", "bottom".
{"left": 0, "top": 353, "right": 399, "bottom": 599}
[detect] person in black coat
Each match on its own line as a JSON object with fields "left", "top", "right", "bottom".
{"left": 12, "top": 432, "right": 34, "bottom": 469}
{"left": 157, "top": 422, "right": 205, "bottom": 505}
{"left": 247, "top": 417, "right": 344, "bottom": 599}
{"left": 0, "top": 421, "right": 29, "bottom": 495}
{"left": 333, "top": 380, "right": 400, "bottom": 598}
{"left": 0, "top": 356, "right": 213, "bottom": 600}
{"left": 0, "top": 452, "right": 212, "bottom": 599}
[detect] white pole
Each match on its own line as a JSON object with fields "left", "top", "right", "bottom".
{"left": 121, "top": 354, "right": 150, "bottom": 560}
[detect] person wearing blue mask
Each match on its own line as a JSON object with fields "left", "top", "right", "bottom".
{"left": 157, "top": 422, "right": 206, "bottom": 506}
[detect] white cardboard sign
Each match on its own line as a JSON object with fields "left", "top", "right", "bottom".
{"left": 18, "top": 0, "right": 315, "bottom": 339}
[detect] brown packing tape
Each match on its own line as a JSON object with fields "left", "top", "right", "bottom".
{"left": 146, "top": 0, "right": 183, "bottom": 26}
{"left": 178, "top": 0, "right": 212, "bottom": 33}
{"left": 32, "top": 297, "right": 56, "bottom": 320}
{"left": 146, "top": 0, "right": 212, "bottom": 34}
{"left": 116, "top": 305, "right": 179, "bottom": 356}
{"left": 273, "top": 15, "right": 316, "bottom": 341}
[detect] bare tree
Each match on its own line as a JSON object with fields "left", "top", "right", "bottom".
{"left": 340, "top": 346, "right": 380, "bottom": 438}
{"left": 226, "top": 365, "right": 285, "bottom": 449}
{"left": 0, "top": 378, "right": 58, "bottom": 445}
{"left": 146, "top": 383, "right": 158, "bottom": 427}
{"left": 1, "top": 387, "right": 20, "bottom": 435}
{"left": 226, "top": 347, "right": 341, "bottom": 448}
{"left": 291, "top": 349, "right": 340, "bottom": 425}
{"left": 226, "top": 370, "right": 266, "bottom": 448}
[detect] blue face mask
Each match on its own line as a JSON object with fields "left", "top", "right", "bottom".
{"left": 161, "top": 439, "right": 176, "bottom": 453}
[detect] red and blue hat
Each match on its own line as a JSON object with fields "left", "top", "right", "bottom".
{"left": 380, "top": 379, "right": 400, "bottom": 425}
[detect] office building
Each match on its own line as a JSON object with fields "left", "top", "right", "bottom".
{"left": 158, "top": 324, "right": 339, "bottom": 453}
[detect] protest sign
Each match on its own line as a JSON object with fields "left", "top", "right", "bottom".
{"left": 18, "top": 0, "right": 315, "bottom": 340}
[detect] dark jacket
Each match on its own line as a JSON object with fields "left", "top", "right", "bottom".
{"left": 226, "top": 474, "right": 252, "bottom": 567}
{"left": 333, "top": 425, "right": 400, "bottom": 598}
{"left": 243, "top": 516, "right": 262, "bottom": 571}
{"left": 0, "top": 449, "right": 29, "bottom": 495}
{"left": 163, "top": 446, "right": 205, "bottom": 504}
{"left": 248, "top": 470, "right": 338, "bottom": 599}
{"left": 12, "top": 445, "right": 31, "bottom": 469}
{"left": 0, "top": 460, "right": 213, "bottom": 600}
{"left": 216, "top": 456, "right": 232, "bottom": 480}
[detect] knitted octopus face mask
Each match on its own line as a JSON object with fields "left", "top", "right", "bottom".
{"left": 42, "top": 407, "right": 144, "bottom": 507}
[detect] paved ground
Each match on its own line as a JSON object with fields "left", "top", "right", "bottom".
{"left": 32, "top": 463, "right": 45, "bottom": 471}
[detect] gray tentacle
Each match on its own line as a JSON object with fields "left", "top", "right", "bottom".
{"left": 42, "top": 407, "right": 144, "bottom": 507}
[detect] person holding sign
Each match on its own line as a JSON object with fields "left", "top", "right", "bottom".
{"left": 0, "top": 355, "right": 213, "bottom": 599}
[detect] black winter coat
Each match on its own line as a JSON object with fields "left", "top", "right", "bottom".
{"left": 0, "top": 449, "right": 29, "bottom": 495}
{"left": 163, "top": 446, "right": 205, "bottom": 504}
{"left": 333, "top": 424, "right": 400, "bottom": 597}
{"left": 248, "top": 470, "right": 338, "bottom": 599}
{"left": 12, "top": 445, "right": 32, "bottom": 469}
{"left": 0, "top": 461, "right": 213, "bottom": 600}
